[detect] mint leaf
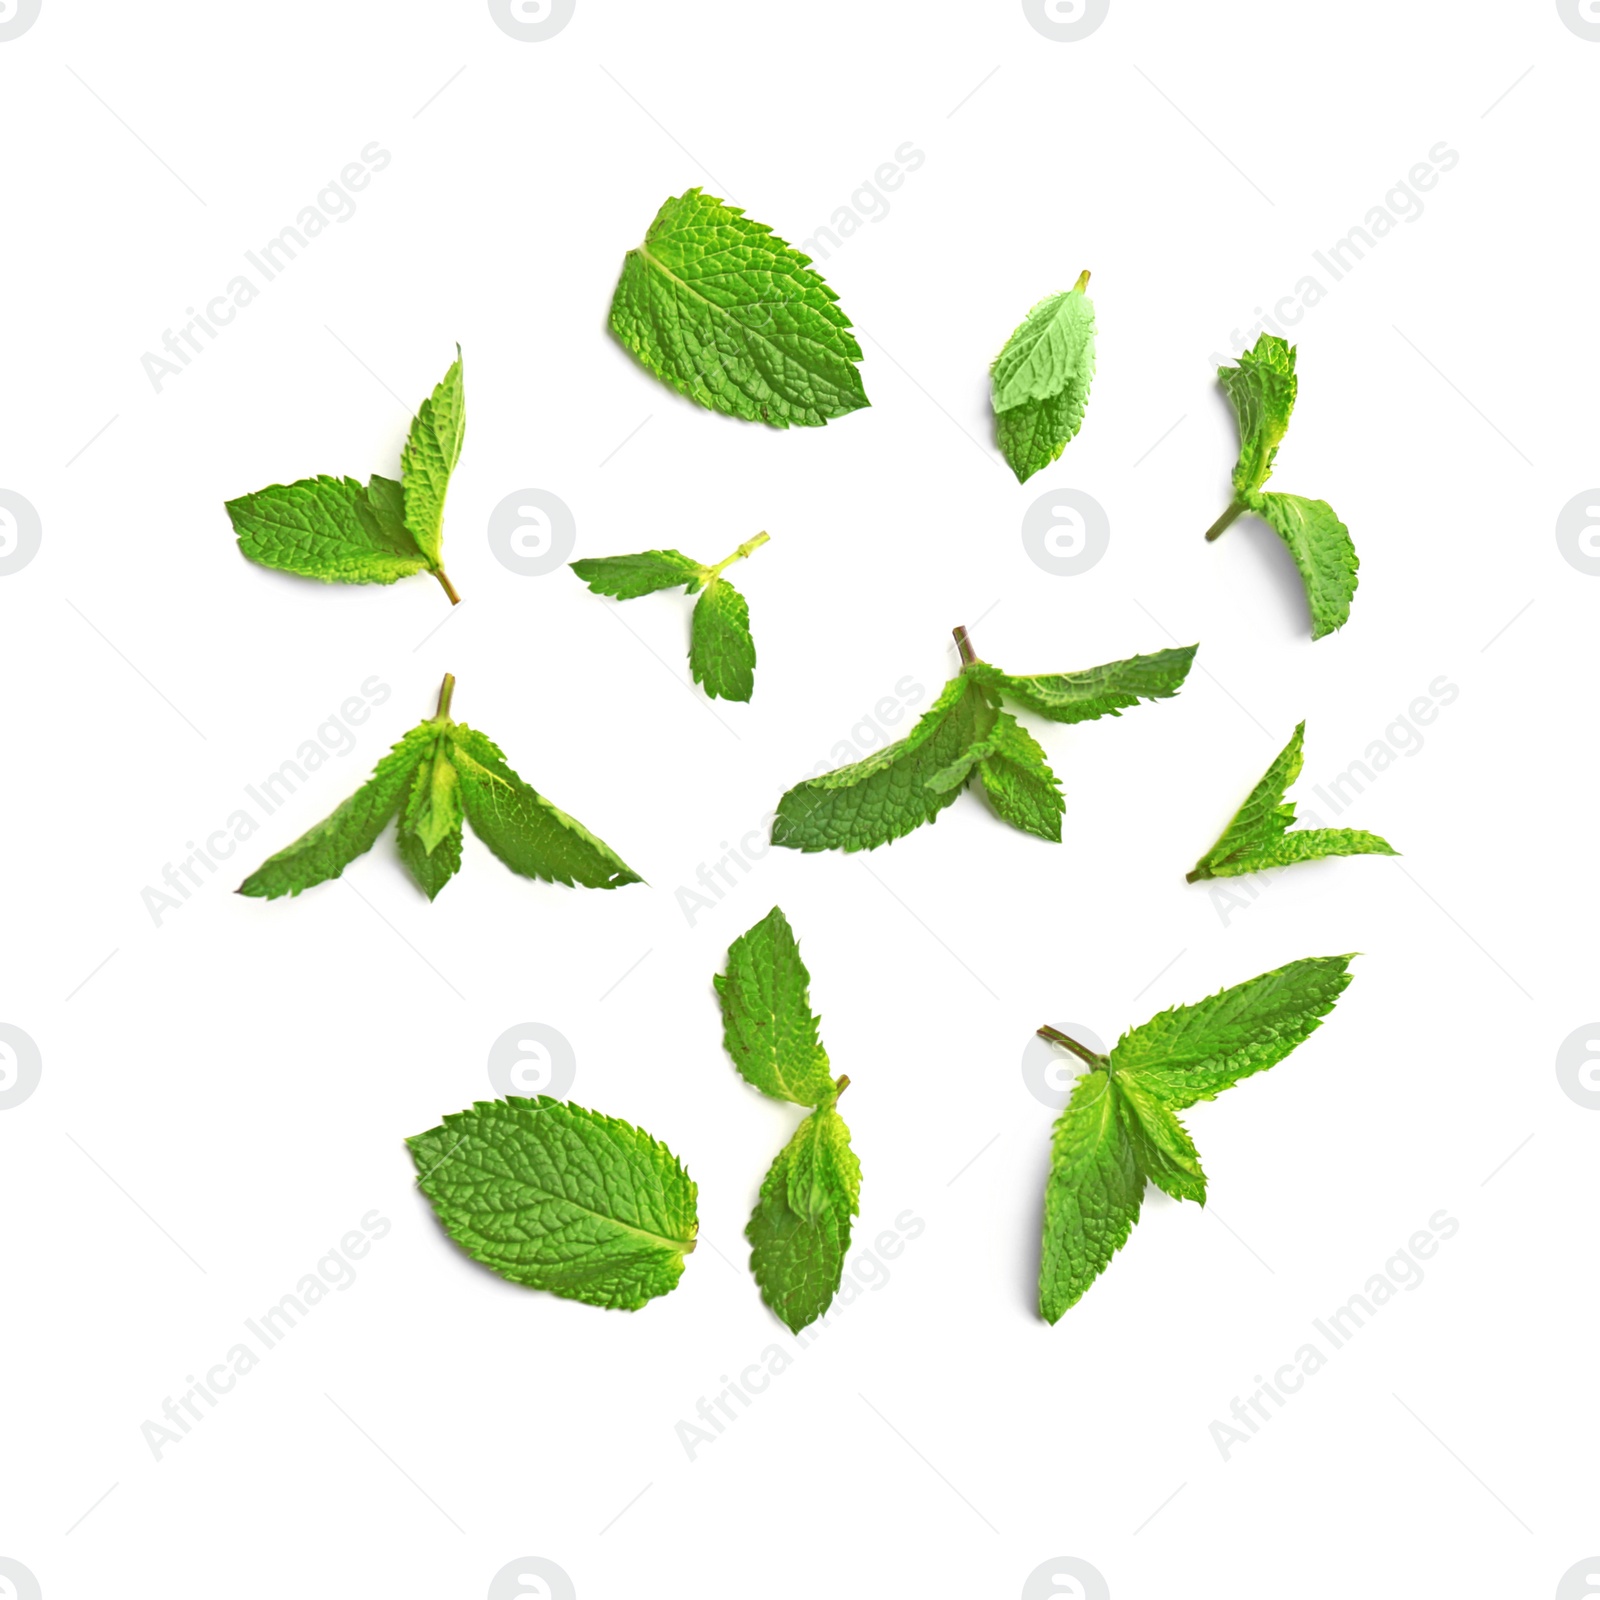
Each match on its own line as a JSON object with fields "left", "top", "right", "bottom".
{"left": 773, "top": 672, "right": 995, "bottom": 853}
{"left": 570, "top": 550, "right": 703, "bottom": 599}
{"left": 970, "top": 644, "right": 1198, "bottom": 724}
{"left": 1251, "top": 492, "right": 1359, "bottom": 642}
{"left": 714, "top": 906, "right": 834, "bottom": 1106}
{"left": 1039, "top": 1068, "right": 1143, "bottom": 1324}
{"left": 990, "top": 271, "right": 1096, "bottom": 484}
{"left": 773, "top": 627, "right": 1195, "bottom": 853}
{"left": 690, "top": 580, "right": 755, "bottom": 702}
{"left": 236, "top": 725, "right": 434, "bottom": 900}
{"left": 407, "top": 1096, "right": 697, "bottom": 1310}
{"left": 747, "top": 1096, "right": 860, "bottom": 1334}
{"left": 1036, "top": 954, "right": 1355, "bottom": 1318}
{"left": 1189, "top": 721, "right": 1397, "bottom": 881}
{"left": 1205, "top": 335, "right": 1358, "bottom": 638}
{"left": 239, "top": 675, "right": 640, "bottom": 901}
{"left": 571, "top": 533, "right": 766, "bottom": 702}
{"left": 399, "top": 347, "right": 465, "bottom": 568}
{"left": 1108, "top": 955, "right": 1356, "bottom": 1108}
{"left": 608, "top": 189, "right": 869, "bottom": 428}
{"left": 225, "top": 475, "right": 432, "bottom": 586}
{"left": 225, "top": 351, "right": 464, "bottom": 605}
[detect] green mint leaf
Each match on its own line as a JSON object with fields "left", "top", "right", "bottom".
{"left": 1109, "top": 955, "right": 1356, "bottom": 1109}
{"left": 570, "top": 550, "right": 703, "bottom": 599}
{"left": 1036, "top": 955, "right": 1355, "bottom": 1317}
{"left": 239, "top": 675, "right": 640, "bottom": 901}
{"left": 608, "top": 188, "right": 869, "bottom": 428}
{"left": 1250, "top": 491, "right": 1359, "bottom": 641}
{"left": 746, "top": 1097, "right": 860, "bottom": 1334}
{"left": 990, "top": 271, "right": 1096, "bottom": 484}
{"left": 1039, "top": 1068, "right": 1144, "bottom": 1324}
{"left": 714, "top": 906, "right": 834, "bottom": 1105}
{"left": 226, "top": 350, "right": 464, "bottom": 604}
{"left": 774, "top": 630, "right": 1194, "bottom": 853}
{"left": 400, "top": 348, "right": 465, "bottom": 569}
{"left": 572, "top": 534, "right": 766, "bottom": 701}
{"left": 395, "top": 738, "right": 463, "bottom": 902}
{"left": 772, "top": 672, "right": 996, "bottom": 853}
{"left": 1114, "top": 1076, "right": 1206, "bottom": 1204}
{"left": 236, "top": 725, "right": 433, "bottom": 899}
{"left": 970, "top": 709, "right": 1064, "bottom": 842}
{"left": 1207, "top": 334, "right": 1357, "bottom": 639}
{"left": 451, "top": 724, "right": 642, "bottom": 890}
{"left": 407, "top": 1096, "right": 697, "bottom": 1310}
{"left": 1219, "top": 332, "right": 1297, "bottom": 498}
{"left": 225, "top": 474, "right": 432, "bottom": 587}
{"left": 971, "top": 644, "right": 1198, "bottom": 724}
{"left": 1189, "top": 722, "right": 1397, "bottom": 881}
{"left": 690, "top": 579, "right": 756, "bottom": 702}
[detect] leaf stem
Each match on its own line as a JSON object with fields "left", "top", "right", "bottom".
{"left": 709, "top": 531, "right": 770, "bottom": 577}
{"left": 1036, "top": 1025, "right": 1109, "bottom": 1071}
{"left": 434, "top": 673, "right": 456, "bottom": 721}
{"left": 833, "top": 1074, "right": 851, "bottom": 1099}
{"left": 1073, "top": 268, "right": 1091, "bottom": 293}
{"left": 433, "top": 568, "right": 462, "bottom": 605}
{"left": 953, "top": 624, "right": 978, "bottom": 666}
{"left": 1204, "top": 500, "right": 1248, "bottom": 543}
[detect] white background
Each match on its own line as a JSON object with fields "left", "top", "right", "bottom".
{"left": 1, "top": 2, "right": 1593, "bottom": 1596}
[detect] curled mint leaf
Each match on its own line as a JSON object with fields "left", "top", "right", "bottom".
{"left": 990, "top": 270, "right": 1096, "bottom": 483}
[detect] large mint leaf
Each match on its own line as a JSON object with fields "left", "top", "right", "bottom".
{"left": 400, "top": 349, "right": 465, "bottom": 568}
{"left": 608, "top": 188, "right": 869, "bottom": 428}
{"left": 408, "top": 1097, "right": 698, "bottom": 1310}
{"left": 225, "top": 474, "right": 431, "bottom": 586}
{"left": 1250, "top": 491, "right": 1359, "bottom": 640}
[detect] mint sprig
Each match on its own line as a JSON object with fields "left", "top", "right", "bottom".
{"left": 226, "top": 349, "right": 466, "bottom": 605}
{"left": 771, "top": 626, "right": 1197, "bottom": 853}
{"left": 571, "top": 533, "right": 768, "bottom": 702}
{"left": 1188, "top": 721, "right": 1398, "bottom": 882}
{"left": 1037, "top": 955, "right": 1355, "bottom": 1322}
{"left": 716, "top": 907, "right": 860, "bottom": 1333}
{"left": 1205, "top": 335, "right": 1357, "bottom": 639}
{"left": 238, "top": 674, "right": 640, "bottom": 902}
{"left": 408, "top": 1096, "right": 698, "bottom": 1310}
